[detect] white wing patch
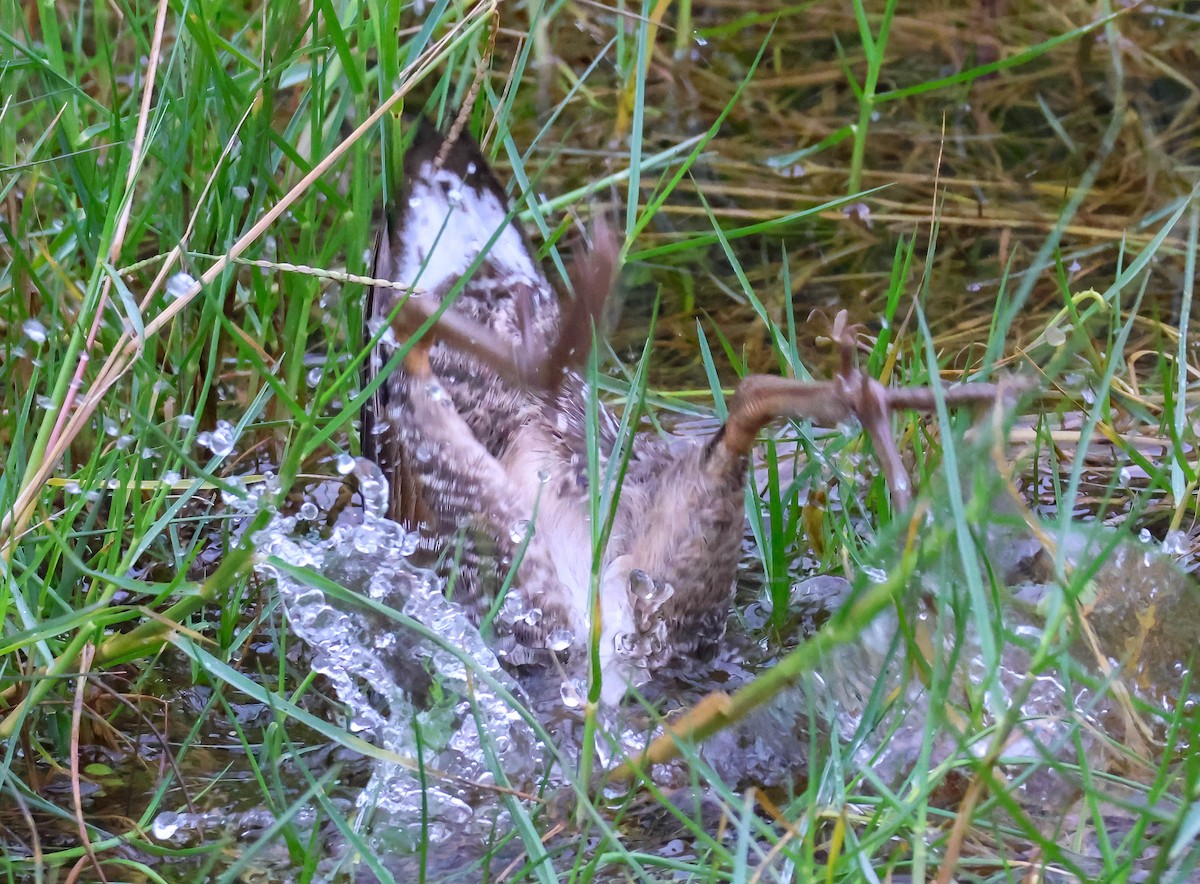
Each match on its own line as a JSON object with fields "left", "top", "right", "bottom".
{"left": 398, "top": 159, "right": 541, "bottom": 294}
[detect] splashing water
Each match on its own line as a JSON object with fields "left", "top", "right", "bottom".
{"left": 254, "top": 460, "right": 544, "bottom": 849}
{"left": 149, "top": 438, "right": 1200, "bottom": 874}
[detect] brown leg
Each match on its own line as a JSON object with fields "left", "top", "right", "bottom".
{"left": 391, "top": 221, "right": 618, "bottom": 393}
{"left": 397, "top": 356, "right": 581, "bottom": 644}
{"left": 720, "top": 311, "right": 1010, "bottom": 508}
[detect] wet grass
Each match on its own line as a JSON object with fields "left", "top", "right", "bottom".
{"left": 3, "top": 0, "right": 1200, "bottom": 881}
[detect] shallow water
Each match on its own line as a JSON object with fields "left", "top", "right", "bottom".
{"left": 140, "top": 439, "right": 1200, "bottom": 880}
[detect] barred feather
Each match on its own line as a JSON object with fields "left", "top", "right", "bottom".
{"left": 363, "top": 121, "right": 747, "bottom": 697}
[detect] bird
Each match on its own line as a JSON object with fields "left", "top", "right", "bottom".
{"left": 363, "top": 119, "right": 1000, "bottom": 703}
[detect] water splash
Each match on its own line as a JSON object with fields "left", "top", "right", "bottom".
{"left": 797, "top": 518, "right": 1200, "bottom": 817}
{"left": 253, "top": 460, "right": 543, "bottom": 848}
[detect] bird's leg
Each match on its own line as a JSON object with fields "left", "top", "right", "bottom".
{"left": 543, "top": 217, "right": 619, "bottom": 394}
{"left": 721, "top": 310, "right": 1009, "bottom": 507}
{"left": 395, "top": 335, "right": 584, "bottom": 646}
{"left": 380, "top": 222, "right": 620, "bottom": 651}
{"left": 392, "top": 286, "right": 548, "bottom": 382}
{"left": 390, "top": 220, "right": 618, "bottom": 392}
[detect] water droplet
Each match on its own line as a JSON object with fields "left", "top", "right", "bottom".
{"left": 152, "top": 811, "right": 180, "bottom": 840}
{"left": 629, "top": 569, "right": 656, "bottom": 601}
{"left": 197, "top": 420, "right": 236, "bottom": 457}
{"left": 166, "top": 272, "right": 196, "bottom": 300}
{"left": 22, "top": 318, "right": 47, "bottom": 343}
{"left": 1139, "top": 528, "right": 1152, "bottom": 544}
{"left": 1162, "top": 530, "right": 1188, "bottom": 556}
{"left": 509, "top": 520, "right": 533, "bottom": 544}
{"left": 647, "top": 620, "right": 668, "bottom": 654}
{"left": 336, "top": 453, "right": 355, "bottom": 475}
{"left": 306, "top": 367, "right": 323, "bottom": 388}
{"left": 353, "top": 524, "right": 380, "bottom": 554}
{"left": 560, "top": 680, "right": 583, "bottom": 709}
{"left": 501, "top": 592, "right": 530, "bottom": 618}
{"left": 629, "top": 570, "right": 674, "bottom": 607}
{"left": 862, "top": 565, "right": 888, "bottom": 584}
{"left": 547, "top": 628, "right": 573, "bottom": 652}
{"left": 842, "top": 201, "right": 873, "bottom": 229}
{"left": 355, "top": 463, "right": 390, "bottom": 518}
{"left": 298, "top": 501, "right": 319, "bottom": 521}
{"left": 220, "top": 476, "right": 245, "bottom": 504}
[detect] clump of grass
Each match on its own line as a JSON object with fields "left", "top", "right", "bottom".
{"left": 3, "top": 1, "right": 1199, "bottom": 881}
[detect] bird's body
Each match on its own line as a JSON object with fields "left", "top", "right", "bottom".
{"left": 364, "top": 121, "right": 1003, "bottom": 702}
{"left": 365, "top": 124, "right": 746, "bottom": 698}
